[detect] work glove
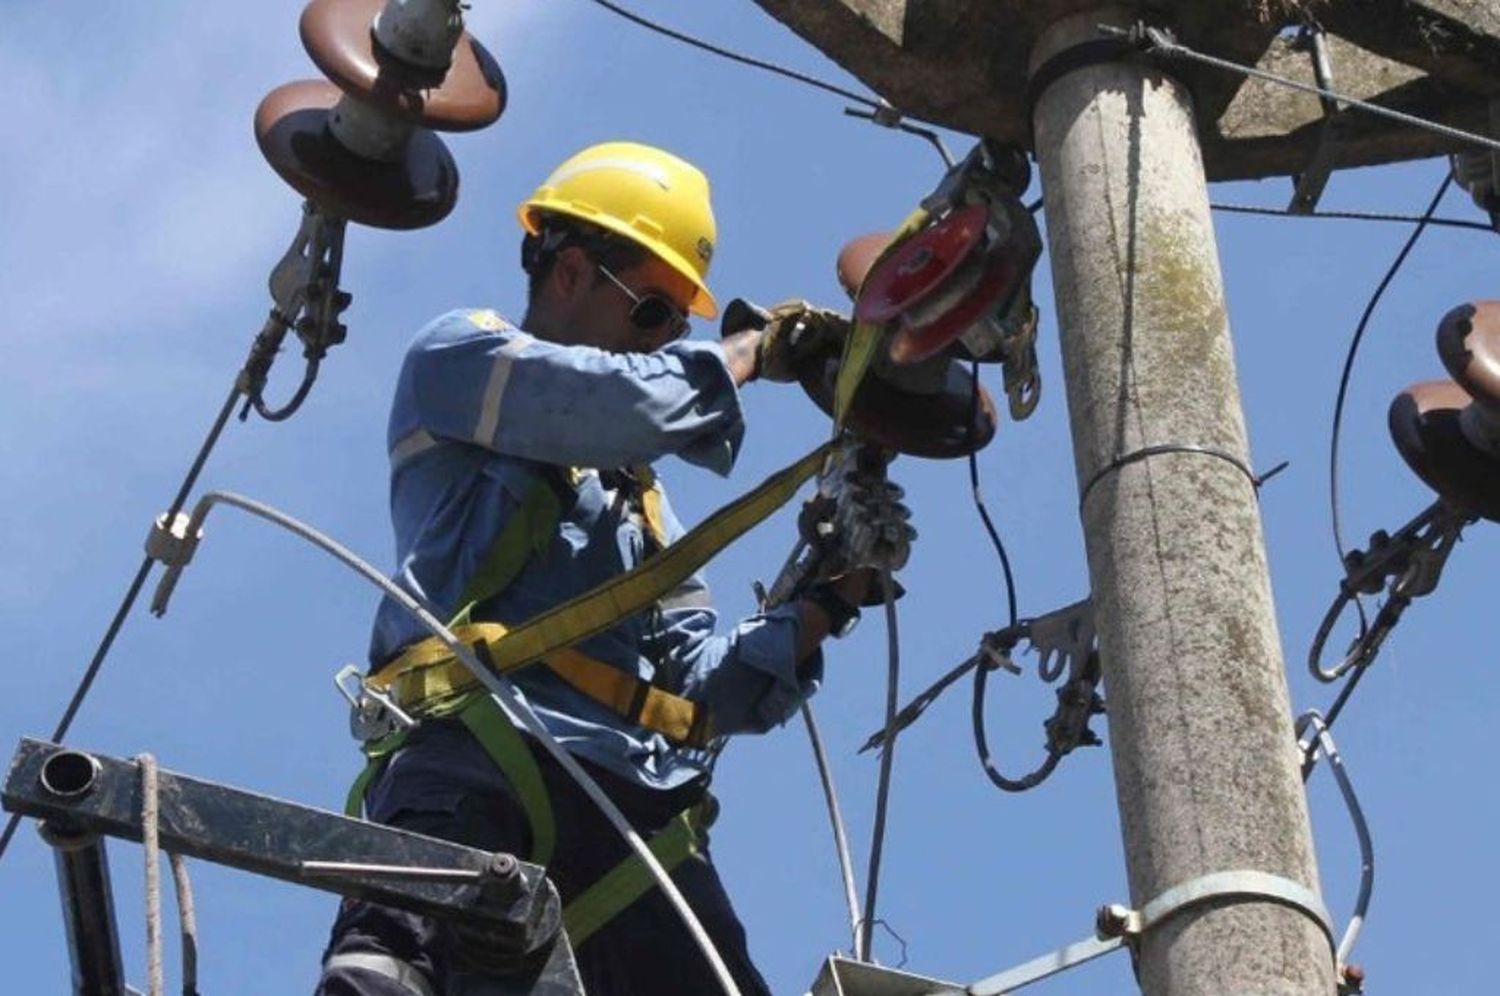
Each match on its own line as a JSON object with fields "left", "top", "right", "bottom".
{"left": 719, "top": 297, "right": 847, "bottom": 382}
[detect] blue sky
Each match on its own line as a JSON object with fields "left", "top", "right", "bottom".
{"left": 4, "top": 3, "right": 1498, "bottom": 993}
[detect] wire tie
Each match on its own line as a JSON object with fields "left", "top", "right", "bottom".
{"left": 1079, "top": 444, "right": 1287, "bottom": 509}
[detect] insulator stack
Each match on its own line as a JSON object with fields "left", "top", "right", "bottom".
{"left": 255, "top": 0, "right": 507, "bottom": 230}
{"left": 1389, "top": 301, "right": 1500, "bottom": 522}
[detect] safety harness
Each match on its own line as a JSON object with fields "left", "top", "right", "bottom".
{"left": 345, "top": 445, "right": 834, "bottom": 946}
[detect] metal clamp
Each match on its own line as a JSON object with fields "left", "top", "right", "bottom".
{"left": 144, "top": 512, "right": 203, "bottom": 569}
{"left": 1309, "top": 500, "right": 1472, "bottom": 682}
{"left": 1097, "top": 870, "right": 1335, "bottom": 952}
{"left": 966, "top": 870, "right": 1332, "bottom": 995}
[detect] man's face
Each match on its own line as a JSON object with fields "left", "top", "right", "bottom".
{"left": 554, "top": 247, "right": 697, "bottom": 354}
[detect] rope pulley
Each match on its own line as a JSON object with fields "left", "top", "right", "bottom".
{"left": 805, "top": 142, "right": 1041, "bottom": 457}
{"left": 1389, "top": 301, "right": 1500, "bottom": 522}
{"left": 840, "top": 142, "right": 1041, "bottom": 368}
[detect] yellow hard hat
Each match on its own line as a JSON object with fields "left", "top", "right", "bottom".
{"left": 518, "top": 141, "right": 719, "bottom": 319}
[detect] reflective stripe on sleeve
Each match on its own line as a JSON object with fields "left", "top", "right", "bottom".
{"left": 474, "top": 333, "right": 535, "bottom": 444}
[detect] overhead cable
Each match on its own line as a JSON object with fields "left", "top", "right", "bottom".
{"left": 0, "top": 383, "right": 245, "bottom": 867}
{"left": 1212, "top": 201, "right": 1493, "bottom": 233}
{"left": 1127, "top": 25, "right": 1500, "bottom": 157}
{"left": 799, "top": 702, "right": 863, "bottom": 954}
{"left": 1328, "top": 175, "right": 1451, "bottom": 568}
{"left": 580, "top": 0, "right": 878, "bottom": 107}
{"left": 857, "top": 569, "right": 902, "bottom": 963}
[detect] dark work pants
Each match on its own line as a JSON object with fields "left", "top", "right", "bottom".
{"left": 315, "top": 719, "right": 773, "bottom": 996}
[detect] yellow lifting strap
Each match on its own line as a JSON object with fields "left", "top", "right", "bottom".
{"left": 833, "top": 206, "right": 933, "bottom": 429}
{"left": 370, "top": 621, "right": 714, "bottom": 748}
{"left": 440, "top": 440, "right": 836, "bottom": 677}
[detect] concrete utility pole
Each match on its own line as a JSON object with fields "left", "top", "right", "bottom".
{"left": 1028, "top": 10, "right": 1334, "bottom": 994}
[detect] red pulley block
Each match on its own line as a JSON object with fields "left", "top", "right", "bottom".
{"left": 804, "top": 217, "right": 1000, "bottom": 459}
{"left": 1389, "top": 301, "right": 1500, "bottom": 522}
{"left": 850, "top": 204, "right": 1019, "bottom": 365}
{"left": 255, "top": 80, "right": 459, "bottom": 230}
{"left": 300, "top": 0, "right": 506, "bottom": 132}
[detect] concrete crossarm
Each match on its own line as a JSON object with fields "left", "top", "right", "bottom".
{"left": 751, "top": 0, "right": 1500, "bottom": 180}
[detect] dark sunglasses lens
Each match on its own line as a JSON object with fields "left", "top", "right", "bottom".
{"left": 630, "top": 296, "right": 680, "bottom": 333}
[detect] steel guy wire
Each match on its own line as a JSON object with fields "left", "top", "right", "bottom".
{"left": 0, "top": 382, "right": 245, "bottom": 867}
{"left": 1127, "top": 25, "right": 1500, "bottom": 157}
{"left": 152, "top": 489, "right": 744, "bottom": 996}
{"left": 1328, "top": 175, "right": 1450, "bottom": 576}
{"left": 857, "top": 569, "right": 901, "bottom": 964}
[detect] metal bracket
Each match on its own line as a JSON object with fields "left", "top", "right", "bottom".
{"left": 967, "top": 870, "right": 1332, "bottom": 995}
{"left": 1096, "top": 870, "right": 1334, "bottom": 950}
{"left": 1288, "top": 28, "right": 1344, "bottom": 214}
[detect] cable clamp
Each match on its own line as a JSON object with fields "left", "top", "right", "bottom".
{"left": 1095, "top": 870, "right": 1335, "bottom": 953}
{"left": 144, "top": 512, "right": 202, "bottom": 569}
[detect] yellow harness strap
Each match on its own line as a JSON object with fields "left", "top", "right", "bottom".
{"left": 834, "top": 206, "right": 933, "bottom": 429}
{"left": 461, "top": 441, "right": 836, "bottom": 677}
{"left": 371, "top": 622, "right": 713, "bottom": 749}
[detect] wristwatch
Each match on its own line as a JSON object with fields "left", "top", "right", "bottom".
{"left": 804, "top": 581, "right": 862, "bottom": 638}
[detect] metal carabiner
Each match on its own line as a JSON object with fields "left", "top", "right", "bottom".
{"left": 334, "top": 664, "right": 417, "bottom": 743}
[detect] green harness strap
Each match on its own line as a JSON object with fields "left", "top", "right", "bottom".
{"left": 346, "top": 473, "right": 565, "bottom": 867}
{"left": 562, "top": 801, "right": 709, "bottom": 949}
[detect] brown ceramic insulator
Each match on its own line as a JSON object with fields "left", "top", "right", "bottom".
{"left": 1436, "top": 300, "right": 1500, "bottom": 411}
{"left": 301, "top": 0, "right": 506, "bottom": 133}
{"left": 836, "top": 232, "right": 893, "bottom": 300}
{"left": 798, "top": 355, "right": 997, "bottom": 459}
{"left": 256, "top": 80, "right": 459, "bottom": 230}
{"left": 1389, "top": 378, "right": 1500, "bottom": 522}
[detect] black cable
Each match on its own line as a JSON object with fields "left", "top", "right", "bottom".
{"left": 967, "top": 360, "right": 1019, "bottom": 628}
{"left": 581, "top": 0, "right": 879, "bottom": 108}
{"left": 0, "top": 382, "right": 245, "bottom": 864}
{"left": 972, "top": 659, "right": 1062, "bottom": 793}
{"left": 250, "top": 356, "right": 322, "bottom": 423}
{"left": 1212, "top": 201, "right": 1492, "bottom": 233}
{"left": 1329, "top": 175, "right": 1451, "bottom": 570}
{"left": 858, "top": 571, "right": 901, "bottom": 962}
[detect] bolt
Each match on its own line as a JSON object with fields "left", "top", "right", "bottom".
{"left": 485, "top": 853, "right": 518, "bottom": 881}
{"left": 1337, "top": 963, "right": 1366, "bottom": 994}
{"left": 1095, "top": 902, "right": 1135, "bottom": 939}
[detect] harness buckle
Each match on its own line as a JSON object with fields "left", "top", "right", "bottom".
{"left": 333, "top": 664, "right": 417, "bottom": 742}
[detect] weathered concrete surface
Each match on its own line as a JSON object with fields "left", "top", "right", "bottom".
{"left": 752, "top": 0, "right": 1500, "bottom": 180}
{"left": 1032, "top": 8, "right": 1335, "bottom": 995}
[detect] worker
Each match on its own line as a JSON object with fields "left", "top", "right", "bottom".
{"left": 316, "top": 141, "right": 885, "bottom": 996}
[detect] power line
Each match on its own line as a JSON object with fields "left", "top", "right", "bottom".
{"left": 1132, "top": 25, "right": 1500, "bottom": 157}
{"left": 0, "top": 383, "right": 245, "bottom": 866}
{"left": 579, "top": 0, "right": 879, "bottom": 108}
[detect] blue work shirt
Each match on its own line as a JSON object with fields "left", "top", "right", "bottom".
{"left": 370, "top": 309, "right": 822, "bottom": 791}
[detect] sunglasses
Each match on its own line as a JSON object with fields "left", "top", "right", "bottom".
{"left": 596, "top": 263, "right": 689, "bottom": 339}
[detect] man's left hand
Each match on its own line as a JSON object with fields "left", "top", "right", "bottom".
{"left": 756, "top": 300, "right": 847, "bottom": 382}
